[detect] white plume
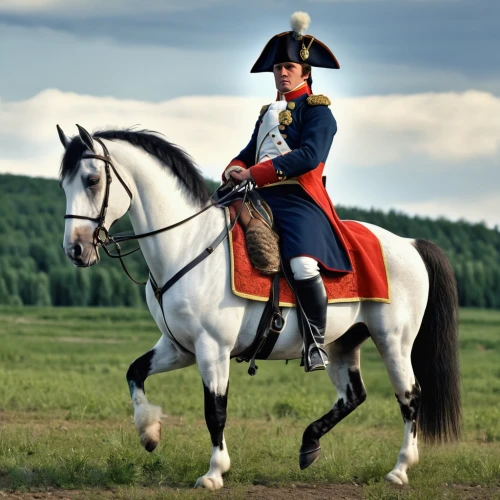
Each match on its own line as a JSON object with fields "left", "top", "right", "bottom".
{"left": 290, "top": 11, "right": 311, "bottom": 36}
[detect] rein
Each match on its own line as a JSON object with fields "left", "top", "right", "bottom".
{"left": 64, "top": 137, "right": 250, "bottom": 352}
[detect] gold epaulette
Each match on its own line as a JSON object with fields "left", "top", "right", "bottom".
{"left": 260, "top": 104, "right": 270, "bottom": 116}
{"left": 306, "top": 94, "right": 331, "bottom": 106}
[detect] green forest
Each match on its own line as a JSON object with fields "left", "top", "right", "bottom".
{"left": 1, "top": 173, "right": 499, "bottom": 309}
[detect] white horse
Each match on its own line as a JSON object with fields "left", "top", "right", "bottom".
{"left": 59, "top": 125, "right": 461, "bottom": 490}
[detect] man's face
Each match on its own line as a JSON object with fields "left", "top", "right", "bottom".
{"left": 273, "top": 62, "right": 308, "bottom": 93}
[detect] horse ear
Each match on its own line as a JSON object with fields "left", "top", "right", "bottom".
{"left": 76, "top": 124, "right": 95, "bottom": 152}
{"left": 56, "top": 124, "right": 69, "bottom": 149}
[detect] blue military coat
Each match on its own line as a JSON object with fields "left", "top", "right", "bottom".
{"left": 225, "top": 84, "right": 352, "bottom": 273}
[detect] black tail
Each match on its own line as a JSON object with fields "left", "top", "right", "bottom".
{"left": 412, "top": 239, "right": 461, "bottom": 443}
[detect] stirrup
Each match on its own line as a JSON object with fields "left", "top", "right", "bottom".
{"left": 305, "top": 344, "right": 330, "bottom": 372}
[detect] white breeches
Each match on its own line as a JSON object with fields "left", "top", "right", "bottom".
{"left": 290, "top": 256, "right": 320, "bottom": 281}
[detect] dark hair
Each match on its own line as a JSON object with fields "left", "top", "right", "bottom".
{"left": 301, "top": 63, "right": 312, "bottom": 77}
{"left": 301, "top": 63, "right": 313, "bottom": 91}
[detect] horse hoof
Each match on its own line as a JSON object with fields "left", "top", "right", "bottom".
{"left": 139, "top": 423, "right": 161, "bottom": 452}
{"left": 386, "top": 471, "right": 408, "bottom": 485}
{"left": 144, "top": 440, "right": 158, "bottom": 453}
{"left": 135, "top": 403, "right": 162, "bottom": 452}
{"left": 299, "top": 446, "right": 321, "bottom": 470}
{"left": 194, "top": 476, "right": 222, "bottom": 490}
{"left": 139, "top": 422, "right": 161, "bottom": 452}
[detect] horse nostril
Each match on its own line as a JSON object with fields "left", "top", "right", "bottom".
{"left": 73, "top": 243, "right": 83, "bottom": 259}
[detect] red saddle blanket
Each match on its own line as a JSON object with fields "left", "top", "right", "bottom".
{"left": 227, "top": 208, "right": 390, "bottom": 306}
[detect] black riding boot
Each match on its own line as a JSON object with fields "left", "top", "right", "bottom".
{"left": 294, "top": 274, "right": 329, "bottom": 372}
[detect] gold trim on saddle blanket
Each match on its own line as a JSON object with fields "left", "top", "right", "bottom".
{"left": 226, "top": 209, "right": 391, "bottom": 306}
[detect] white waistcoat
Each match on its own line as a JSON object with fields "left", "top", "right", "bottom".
{"left": 256, "top": 101, "right": 292, "bottom": 163}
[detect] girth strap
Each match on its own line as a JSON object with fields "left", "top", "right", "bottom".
{"left": 235, "top": 272, "right": 284, "bottom": 375}
{"left": 257, "top": 272, "right": 284, "bottom": 359}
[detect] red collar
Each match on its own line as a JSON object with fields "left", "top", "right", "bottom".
{"left": 277, "top": 84, "right": 311, "bottom": 102}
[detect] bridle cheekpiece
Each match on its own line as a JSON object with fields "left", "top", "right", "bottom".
{"left": 64, "top": 137, "right": 133, "bottom": 251}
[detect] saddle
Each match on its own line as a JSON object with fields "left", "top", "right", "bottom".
{"left": 228, "top": 195, "right": 318, "bottom": 374}
{"left": 228, "top": 190, "right": 280, "bottom": 275}
{"left": 216, "top": 184, "right": 339, "bottom": 374}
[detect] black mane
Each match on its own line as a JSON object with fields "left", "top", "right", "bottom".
{"left": 59, "top": 129, "right": 210, "bottom": 203}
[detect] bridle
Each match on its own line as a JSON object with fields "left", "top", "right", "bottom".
{"left": 63, "top": 135, "right": 248, "bottom": 284}
{"left": 64, "top": 137, "right": 133, "bottom": 251}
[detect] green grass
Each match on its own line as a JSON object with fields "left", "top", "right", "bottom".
{"left": 0, "top": 306, "right": 499, "bottom": 498}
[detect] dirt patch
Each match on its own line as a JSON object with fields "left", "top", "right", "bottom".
{"left": 0, "top": 485, "right": 364, "bottom": 499}
{"left": 1, "top": 485, "right": 499, "bottom": 500}
{"left": 234, "top": 484, "right": 365, "bottom": 499}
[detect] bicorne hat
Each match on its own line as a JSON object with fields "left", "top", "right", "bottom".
{"left": 251, "top": 11, "right": 339, "bottom": 73}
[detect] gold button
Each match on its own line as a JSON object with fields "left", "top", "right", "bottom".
{"left": 279, "top": 125, "right": 285, "bottom": 130}
{"left": 282, "top": 134, "right": 287, "bottom": 139}
{"left": 288, "top": 102, "right": 296, "bottom": 110}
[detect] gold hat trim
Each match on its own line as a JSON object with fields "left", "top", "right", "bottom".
{"left": 300, "top": 36, "right": 315, "bottom": 61}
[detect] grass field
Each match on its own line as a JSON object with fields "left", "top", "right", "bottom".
{"left": 0, "top": 306, "right": 499, "bottom": 499}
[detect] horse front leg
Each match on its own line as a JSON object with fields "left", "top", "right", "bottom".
{"left": 126, "top": 335, "right": 195, "bottom": 452}
{"left": 194, "top": 337, "right": 231, "bottom": 490}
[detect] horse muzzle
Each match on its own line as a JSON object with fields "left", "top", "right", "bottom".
{"left": 64, "top": 240, "right": 99, "bottom": 267}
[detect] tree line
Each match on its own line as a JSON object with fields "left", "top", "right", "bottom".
{"left": 1, "top": 174, "right": 499, "bottom": 309}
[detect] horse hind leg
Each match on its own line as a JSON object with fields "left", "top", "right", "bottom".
{"left": 300, "top": 324, "right": 370, "bottom": 469}
{"left": 126, "top": 335, "right": 195, "bottom": 452}
{"left": 374, "top": 327, "right": 421, "bottom": 485}
{"left": 387, "top": 382, "right": 421, "bottom": 485}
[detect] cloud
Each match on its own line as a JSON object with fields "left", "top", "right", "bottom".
{"left": 331, "top": 90, "right": 500, "bottom": 168}
{"left": 0, "top": 88, "right": 498, "bottom": 225}
{"left": 0, "top": 0, "right": 227, "bottom": 15}
{"left": 395, "top": 194, "right": 500, "bottom": 228}
{"left": 0, "top": 89, "right": 264, "bottom": 178}
{"left": 0, "top": 22, "right": 262, "bottom": 102}
{"left": 1, "top": 3, "right": 499, "bottom": 102}
{"left": 308, "top": 0, "right": 460, "bottom": 2}
{"left": 0, "top": 0, "right": 59, "bottom": 10}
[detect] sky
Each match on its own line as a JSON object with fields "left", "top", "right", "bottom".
{"left": 0, "top": 0, "right": 498, "bottom": 227}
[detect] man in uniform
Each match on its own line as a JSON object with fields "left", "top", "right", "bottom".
{"left": 223, "top": 12, "right": 353, "bottom": 371}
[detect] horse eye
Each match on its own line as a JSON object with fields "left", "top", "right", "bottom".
{"left": 88, "top": 177, "right": 100, "bottom": 187}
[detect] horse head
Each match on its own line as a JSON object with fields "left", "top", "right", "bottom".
{"left": 58, "top": 124, "right": 132, "bottom": 268}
